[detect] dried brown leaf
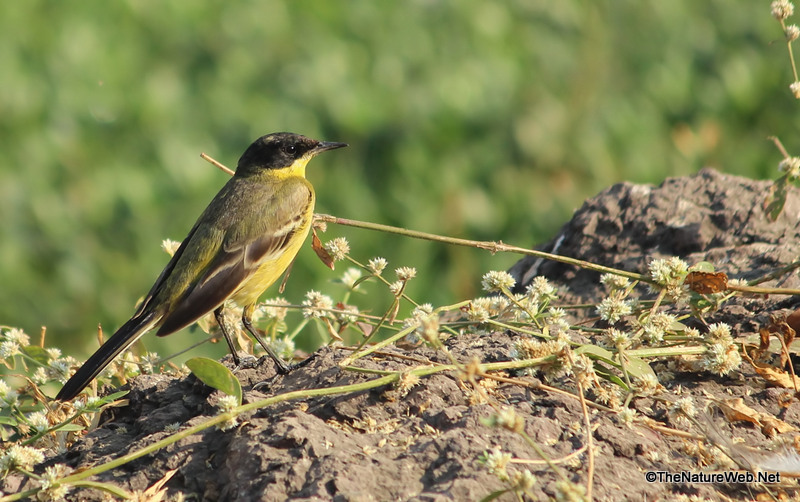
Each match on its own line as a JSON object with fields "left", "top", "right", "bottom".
{"left": 717, "top": 398, "right": 796, "bottom": 437}
{"left": 743, "top": 350, "right": 800, "bottom": 390}
{"left": 312, "top": 229, "right": 335, "bottom": 270}
{"left": 139, "top": 468, "right": 178, "bottom": 502}
{"left": 717, "top": 398, "right": 762, "bottom": 427}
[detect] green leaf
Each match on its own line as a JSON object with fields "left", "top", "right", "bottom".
{"left": 84, "top": 390, "right": 130, "bottom": 408}
{"left": 688, "top": 261, "right": 716, "bottom": 273}
{"left": 575, "top": 344, "right": 657, "bottom": 381}
{"left": 353, "top": 275, "right": 374, "bottom": 289}
{"left": 764, "top": 174, "right": 789, "bottom": 222}
{"left": 624, "top": 355, "right": 657, "bottom": 381}
{"left": 21, "top": 345, "right": 50, "bottom": 365}
{"left": 0, "top": 416, "right": 19, "bottom": 426}
{"left": 671, "top": 320, "right": 688, "bottom": 332}
{"left": 72, "top": 480, "right": 133, "bottom": 499}
{"left": 575, "top": 344, "right": 617, "bottom": 366}
{"left": 55, "top": 423, "right": 86, "bottom": 432}
{"left": 593, "top": 363, "right": 629, "bottom": 390}
{"left": 101, "top": 390, "right": 130, "bottom": 402}
{"left": 186, "top": 357, "right": 242, "bottom": 404}
{"left": 479, "top": 489, "right": 513, "bottom": 502}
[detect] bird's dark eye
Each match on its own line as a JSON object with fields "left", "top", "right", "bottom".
{"left": 283, "top": 144, "right": 297, "bottom": 155}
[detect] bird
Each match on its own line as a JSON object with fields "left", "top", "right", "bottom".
{"left": 55, "top": 132, "right": 347, "bottom": 401}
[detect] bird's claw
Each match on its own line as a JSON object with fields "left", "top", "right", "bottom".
{"left": 233, "top": 354, "right": 260, "bottom": 371}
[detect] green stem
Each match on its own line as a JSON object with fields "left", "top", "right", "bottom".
{"left": 316, "top": 214, "right": 647, "bottom": 282}
{"left": 5, "top": 356, "right": 556, "bottom": 501}
{"left": 315, "top": 214, "right": 800, "bottom": 296}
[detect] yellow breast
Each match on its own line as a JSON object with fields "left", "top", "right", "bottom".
{"left": 230, "top": 208, "right": 314, "bottom": 307}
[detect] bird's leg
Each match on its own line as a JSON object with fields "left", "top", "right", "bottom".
{"left": 242, "top": 304, "right": 291, "bottom": 374}
{"left": 214, "top": 306, "right": 241, "bottom": 366}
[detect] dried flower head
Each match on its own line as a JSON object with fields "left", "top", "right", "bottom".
{"left": 511, "top": 469, "right": 537, "bottom": 493}
{"left": 605, "top": 328, "right": 631, "bottom": 350}
{"left": 705, "top": 322, "right": 732, "bottom": 343}
{"left": 511, "top": 339, "right": 571, "bottom": 381}
{"left": 407, "top": 304, "right": 434, "bottom": 324}
{"left": 481, "top": 448, "right": 512, "bottom": 481}
{"left": 335, "top": 303, "right": 360, "bottom": 324}
{"left": 703, "top": 342, "right": 741, "bottom": 376}
{"left": 38, "top": 464, "right": 73, "bottom": 500}
{"left": 161, "top": 239, "right": 182, "bottom": 256}
{"left": 786, "top": 24, "right": 800, "bottom": 41}
{"left": 4, "top": 328, "right": 29, "bottom": 346}
{"left": 388, "top": 280, "right": 404, "bottom": 296}
{"left": 324, "top": 237, "right": 350, "bottom": 261}
{"left": 397, "top": 371, "right": 420, "bottom": 397}
{"left": 554, "top": 480, "right": 587, "bottom": 501}
{"left": 573, "top": 353, "right": 597, "bottom": 388}
{"left": 593, "top": 384, "right": 622, "bottom": 409}
{"left": 684, "top": 327, "right": 701, "bottom": 339}
{"left": 472, "top": 297, "right": 500, "bottom": 316}
{"left": 648, "top": 257, "right": 689, "bottom": 301}
{"left": 27, "top": 411, "right": 50, "bottom": 433}
{"left": 216, "top": 394, "right": 240, "bottom": 431}
{"left": 340, "top": 267, "right": 363, "bottom": 289}
{"left": 526, "top": 276, "right": 557, "bottom": 301}
{"left": 617, "top": 407, "right": 637, "bottom": 427}
{"left": 301, "top": 290, "right": 333, "bottom": 319}
{"left": 368, "top": 257, "right": 388, "bottom": 275}
{"left": 791, "top": 81, "right": 800, "bottom": 99}
{"left": 403, "top": 304, "right": 435, "bottom": 344}
{"left": 778, "top": 156, "right": 800, "bottom": 178}
{"left": 641, "top": 312, "right": 677, "bottom": 343}
{"left": 596, "top": 295, "right": 634, "bottom": 323}
{"left": 632, "top": 373, "right": 662, "bottom": 396}
{"left": 0, "top": 341, "right": 20, "bottom": 358}
{"left": 259, "top": 297, "right": 291, "bottom": 321}
{"left": 0, "top": 445, "right": 45, "bottom": 471}
{"left": 772, "top": 0, "right": 795, "bottom": 20}
{"left": 494, "top": 407, "right": 525, "bottom": 434}
{"left": 600, "top": 273, "right": 631, "bottom": 291}
{"left": 418, "top": 316, "right": 441, "bottom": 347}
{"left": 481, "top": 270, "right": 516, "bottom": 293}
{"left": 464, "top": 301, "right": 491, "bottom": 323}
{"left": 395, "top": 266, "right": 417, "bottom": 281}
{"left": 669, "top": 396, "right": 697, "bottom": 427}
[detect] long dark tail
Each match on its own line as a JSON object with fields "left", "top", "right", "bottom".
{"left": 55, "top": 311, "right": 159, "bottom": 401}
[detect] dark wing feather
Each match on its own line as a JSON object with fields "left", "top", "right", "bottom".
{"left": 130, "top": 221, "right": 203, "bottom": 320}
{"left": 157, "top": 180, "right": 311, "bottom": 335}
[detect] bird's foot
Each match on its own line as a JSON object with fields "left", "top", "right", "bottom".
{"left": 287, "top": 352, "right": 317, "bottom": 371}
{"left": 252, "top": 353, "right": 317, "bottom": 391}
{"left": 232, "top": 354, "right": 260, "bottom": 371}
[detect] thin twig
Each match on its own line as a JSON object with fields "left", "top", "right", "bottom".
{"left": 577, "top": 380, "right": 595, "bottom": 501}
{"left": 769, "top": 136, "right": 790, "bottom": 160}
{"left": 509, "top": 443, "right": 589, "bottom": 466}
{"left": 200, "top": 152, "right": 235, "bottom": 176}
{"left": 200, "top": 152, "right": 800, "bottom": 296}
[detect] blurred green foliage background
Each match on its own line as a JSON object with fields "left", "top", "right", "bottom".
{"left": 0, "top": 1, "right": 795, "bottom": 359}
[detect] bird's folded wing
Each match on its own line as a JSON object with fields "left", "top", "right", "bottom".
{"left": 157, "top": 181, "right": 312, "bottom": 335}
{"left": 158, "top": 183, "right": 313, "bottom": 335}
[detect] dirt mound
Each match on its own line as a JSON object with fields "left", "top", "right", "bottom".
{"left": 22, "top": 168, "right": 800, "bottom": 500}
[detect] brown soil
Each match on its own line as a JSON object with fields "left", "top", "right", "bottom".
{"left": 20, "top": 168, "right": 800, "bottom": 500}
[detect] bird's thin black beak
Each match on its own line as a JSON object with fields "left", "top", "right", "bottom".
{"left": 313, "top": 141, "right": 348, "bottom": 154}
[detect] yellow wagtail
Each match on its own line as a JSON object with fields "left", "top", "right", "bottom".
{"left": 56, "top": 132, "right": 347, "bottom": 400}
